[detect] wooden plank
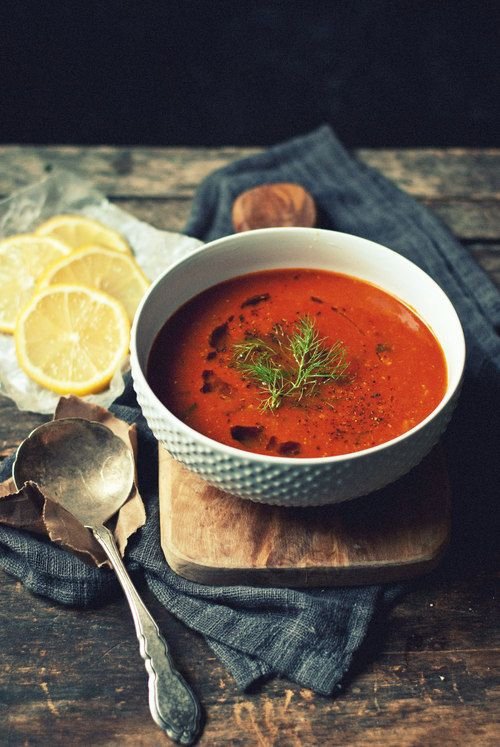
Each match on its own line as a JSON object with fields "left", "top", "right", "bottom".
{"left": 358, "top": 148, "right": 500, "bottom": 200}
{"left": 421, "top": 199, "right": 500, "bottom": 241}
{"left": 0, "top": 568, "right": 497, "bottom": 746}
{"left": 0, "top": 146, "right": 499, "bottom": 199}
{"left": 0, "top": 146, "right": 259, "bottom": 199}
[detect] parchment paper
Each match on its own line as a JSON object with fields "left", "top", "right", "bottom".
{"left": 0, "top": 170, "right": 203, "bottom": 414}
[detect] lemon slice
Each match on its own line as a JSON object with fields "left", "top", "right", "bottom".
{"left": 0, "top": 234, "right": 72, "bottom": 333}
{"left": 15, "top": 284, "right": 130, "bottom": 396}
{"left": 38, "top": 245, "right": 150, "bottom": 322}
{"left": 35, "top": 214, "right": 131, "bottom": 254}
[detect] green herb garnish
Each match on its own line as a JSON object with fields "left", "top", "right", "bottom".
{"left": 233, "top": 316, "right": 350, "bottom": 411}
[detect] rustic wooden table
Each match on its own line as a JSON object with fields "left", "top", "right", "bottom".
{"left": 0, "top": 146, "right": 498, "bottom": 746}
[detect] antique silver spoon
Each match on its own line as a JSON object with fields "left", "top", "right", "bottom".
{"left": 13, "top": 417, "right": 201, "bottom": 745}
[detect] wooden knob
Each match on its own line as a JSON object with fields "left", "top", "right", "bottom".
{"left": 232, "top": 182, "right": 317, "bottom": 232}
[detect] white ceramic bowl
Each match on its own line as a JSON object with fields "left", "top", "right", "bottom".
{"left": 131, "top": 228, "right": 465, "bottom": 506}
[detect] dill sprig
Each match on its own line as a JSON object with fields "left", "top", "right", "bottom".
{"left": 233, "top": 315, "right": 350, "bottom": 411}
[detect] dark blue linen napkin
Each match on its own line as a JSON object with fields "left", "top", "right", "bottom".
{"left": 1, "top": 125, "right": 499, "bottom": 695}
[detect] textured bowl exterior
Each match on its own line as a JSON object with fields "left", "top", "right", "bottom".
{"left": 131, "top": 228, "right": 465, "bottom": 507}
{"left": 133, "top": 372, "right": 460, "bottom": 506}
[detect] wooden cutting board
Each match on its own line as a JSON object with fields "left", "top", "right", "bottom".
{"left": 158, "top": 446, "right": 450, "bottom": 587}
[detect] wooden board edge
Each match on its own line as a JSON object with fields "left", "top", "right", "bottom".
{"left": 158, "top": 444, "right": 452, "bottom": 588}
{"left": 161, "top": 525, "right": 451, "bottom": 588}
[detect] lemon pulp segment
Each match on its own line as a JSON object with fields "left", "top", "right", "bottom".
{"left": 15, "top": 284, "right": 130, "bottom": 395}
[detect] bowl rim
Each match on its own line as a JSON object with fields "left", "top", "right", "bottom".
{"left": 131, "top": 227, "right": 466, "bottom": 466}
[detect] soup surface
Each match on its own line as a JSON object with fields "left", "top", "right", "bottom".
{"left": 147, "top": 269, "right": 447, "bottom": 458}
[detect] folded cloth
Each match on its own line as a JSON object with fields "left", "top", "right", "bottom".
{"left": 1, "top": 126, "right": 499, "bottom": 695}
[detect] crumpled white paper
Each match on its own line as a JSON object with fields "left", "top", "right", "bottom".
{"left": 0, "top": 170, "right": 203, "bottom": 414}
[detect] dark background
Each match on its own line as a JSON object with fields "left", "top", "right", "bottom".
{"left": 0, "top": 0, "right": 498, "bottom": 148}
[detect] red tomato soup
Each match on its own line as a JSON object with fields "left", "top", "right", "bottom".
{"left": 147, "top": 269, "right": 447, "bottom": 458}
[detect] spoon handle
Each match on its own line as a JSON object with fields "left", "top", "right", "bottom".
{"left": 91, "top": 523, "right": 201, "bottom": 745}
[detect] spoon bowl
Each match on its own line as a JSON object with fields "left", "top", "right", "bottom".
{"left": 13, "top": 417, "right": 134, "bottom": 526}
